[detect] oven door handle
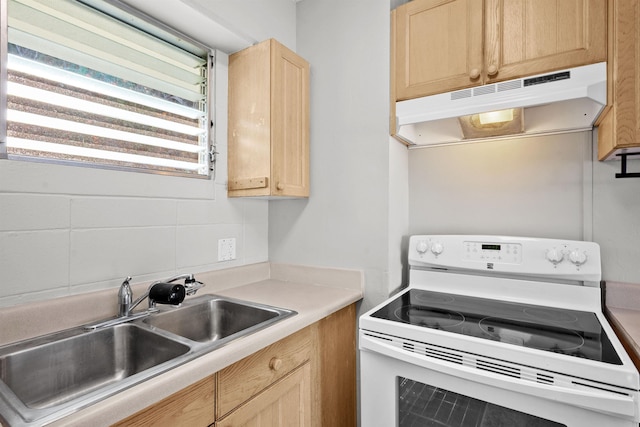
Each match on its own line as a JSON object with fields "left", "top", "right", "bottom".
{"left": 361, "top": 334, "right": 638, "bottom": 420}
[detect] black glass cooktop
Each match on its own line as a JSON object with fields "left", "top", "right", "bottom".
{"left": 371, "top": 289, "right": 622, "bottom": 364}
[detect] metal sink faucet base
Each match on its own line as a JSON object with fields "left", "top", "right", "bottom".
{"left": 86, "top": 274, "right": 204, "bottom": 331}
{"left": 120, "top": 274, "right": 204, "bottom": 317}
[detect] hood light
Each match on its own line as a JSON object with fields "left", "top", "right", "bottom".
{"left": 458, "top": 108, "right": 524, "bottom": 139}
{"left": 478, "top": 109, "right": 514, "bottom": 125}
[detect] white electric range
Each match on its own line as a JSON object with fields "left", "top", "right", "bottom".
{"left": 359, "top": 235, "right": 639, "bottom": 427}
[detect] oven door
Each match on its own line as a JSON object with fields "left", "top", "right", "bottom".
{"left": 360, "top": 331, "right": 639, "bottom": 427}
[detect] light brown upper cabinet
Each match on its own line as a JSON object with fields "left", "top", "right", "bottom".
{"left": 228, "top": 39, "right": 310, "bottom": 198}
{"left": 393, "top": 0, "right": 607, "bottom": 101}
{"left": 597, "top": 0, "right": 640, "bottom": 160}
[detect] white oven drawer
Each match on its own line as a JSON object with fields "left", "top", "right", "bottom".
{"left": 360, "top": 331, "right": 640, "bottom": 427}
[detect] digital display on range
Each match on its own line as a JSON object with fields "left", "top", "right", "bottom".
{"left": 482, "top": 244, "right": 501, "bottom": 251}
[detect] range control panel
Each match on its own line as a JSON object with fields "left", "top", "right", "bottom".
{"left": 463, "top": 241, "right": 522, "bottom": 264}
{"left": 409, "top": 235, "right": 601, "bottom": 284}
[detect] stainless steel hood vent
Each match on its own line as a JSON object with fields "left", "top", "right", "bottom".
{"left": 395, "top": 62, "right": 607, "bottom": 147}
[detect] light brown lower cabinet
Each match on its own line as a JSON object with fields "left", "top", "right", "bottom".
{"left": 217, "top": 363, "right": 311, "bottom": 427}
{"left": 313, "top": 303, "right": 357, "bottom": 427}
{"left": 109, "top": 304, "right": 356, "bottom": 427}
{"left": 110, "top": 375, "right": 215, "bottom": 427}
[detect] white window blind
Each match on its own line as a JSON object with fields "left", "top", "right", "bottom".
{"left": 3, "top": 0, "right": 212, "bottom": 176}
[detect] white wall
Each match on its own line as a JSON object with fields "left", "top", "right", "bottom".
{"left": 0, "top": 1, "right": 298, "bottom": 308}
{"left": 269, "top": 0, "right": 396, "bottom": 313}
{"left": 592, "top": 147, "right": 640, "bottom": 283}
{"left": 121, "top": 0, "right": 297, "bottom": 54}
{"left": 408, "top": 132, "right": 591, "bottom": 239}
{"left": 407, "top": 131, "right": 640, "bottom": 285}
{"left": 178, "top": 0, "right": 297, "bottom": 51}
{"left": 389, "top": 139, "right": 409, "bottom": 294}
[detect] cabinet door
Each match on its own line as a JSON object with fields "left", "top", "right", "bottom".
{"left": 228, "top": 40, "right": 272, "bottom": 196}
{"left": 612, "top": 0, "right": 640, "bottom": 151}
{"left": 217, "top": 326, "right": 312, "bottom": 418}
{"left": 313, "top": 304, "right": 357, "bottom": 427}
{"left": 485, "top": 0, "right": 607, "bottom": 83}
{"left": 597, "top": 0, "right": 640, "bottom": 159}
{"left": 395, "top": 0, "right": 484, "bottom": 100}
{"left": 270, "top": 40, "right": 310, "bottom": 197}
{"left": 110, "top": 376, "right": 215, "bottom": 427}
{"left": 217, "top": 363, "right": 311, "bottom": 427}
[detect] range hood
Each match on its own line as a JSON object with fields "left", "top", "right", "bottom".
{"left": 395, "top": 62, "right": 607, "bottom": 147}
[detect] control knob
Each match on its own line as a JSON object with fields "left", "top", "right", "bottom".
{"left": 430, "top": 241, "right": 444, "bottom": 256}
{"left": 416, "top": 240, "right": 429, "bottom": 254}
{"left": 545, "top": 248, "right": 564, "bottom": 265}
{"left": 569, "top": 249, "right": 588, "bottom": 266}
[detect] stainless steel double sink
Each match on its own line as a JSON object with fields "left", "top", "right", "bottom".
{"left": 0, "top": 295, "right": 296, "bottom": 426}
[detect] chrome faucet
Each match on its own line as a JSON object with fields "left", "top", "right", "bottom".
{"left": 117, "top": 276, "right": 133, "bottom": 317}
{"left": 118, "top": 274, "right": 205, "bottom": 318}
{"left": 86, "top": 274, "right": 204, "bottom": 331}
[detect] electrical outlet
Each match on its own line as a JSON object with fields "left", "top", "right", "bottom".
{"left": 218, "top": 238, "right": 236, "bottom": 261}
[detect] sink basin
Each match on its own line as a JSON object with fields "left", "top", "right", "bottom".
{"left": 0, "top": 324, "right": 189, "bottom": 410}
{"left": 144, "top": 295, "right": 296, "bottom": 343}
{"left": 0, "top": 295, "right": 295, "bottom": 426}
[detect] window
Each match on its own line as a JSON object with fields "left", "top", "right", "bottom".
{"left": 1, "top": 0, "right": 212, "bottom": 177}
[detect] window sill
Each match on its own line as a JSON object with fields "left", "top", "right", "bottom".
{"left": 0, "top": 158, "right": 217, "bottom": 200}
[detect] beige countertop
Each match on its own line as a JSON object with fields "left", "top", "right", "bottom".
{"left": 0, "top": 263, "right": 364, "bottom": 427}
{"left": 605, "top": 281, "right": 640, "bottom": 370}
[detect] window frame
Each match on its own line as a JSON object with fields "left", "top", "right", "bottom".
{"left": 0, "top": 0, "right": 7, "bottom": 159}
{"left": 0, "top": 0, "right": 216, "bottom": 179}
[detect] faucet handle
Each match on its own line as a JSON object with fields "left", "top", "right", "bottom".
{"left": 184, "top": 276, "right": 204, "bottom": 296}
{"left": 118, "top": 276, "right": 133, "bottom": 317}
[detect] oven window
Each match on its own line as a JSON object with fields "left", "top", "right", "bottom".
{"left": 397, "top": 377, "right": 565, "bottom": 426}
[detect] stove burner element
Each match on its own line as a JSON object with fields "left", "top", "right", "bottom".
{"left": 394, "top": 306, "right": 464, "bottom": 329}
{"left": 479, "top": 317, "right": 585, "bottom": 351}
{"left": 412, "top": 292, "right": 455, "bottom": 305}
{"left": 524, "top": 307, "right": 578, "bottom": 323}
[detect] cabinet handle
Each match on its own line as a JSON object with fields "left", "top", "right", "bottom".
{"left": 469, "top": 68, "right": 481, "bottom": 79}
{"left": 228, "top": 177, "right": 268, "bottom": 190}
{"left": 269, "top": 357, "right": 283, "bottom": 371}
{"left": 487, "top": 64, "right": 498, "bottom": 76}
{"left": 276, "top": 183, "right": 284, "bottom": 191}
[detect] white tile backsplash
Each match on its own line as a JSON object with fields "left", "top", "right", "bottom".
{"left": 244, "top": 221, "right": 268, "bottom": 260}
{"left": 177, "top": 194, "right": 244, "bottom": 225}
{"left": 243, "top": 199, "right": 269, "bottom": 224}
{"left": 0, "top": 231, "right": 70, "bottom": 296}
{"left": 71, "top": 198, "right": 178, "bottom": 228}
{"left": 0, "top": 195, "right": 70, "bottom": 231}
{"left": 176, "top": 224, "right": 242, "bottom": 268}
{"left": 0, "top": 191, "right": 268, "bottom": 306}
{"left": 70, "top": 227, "right": 177, "bottom": 285}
